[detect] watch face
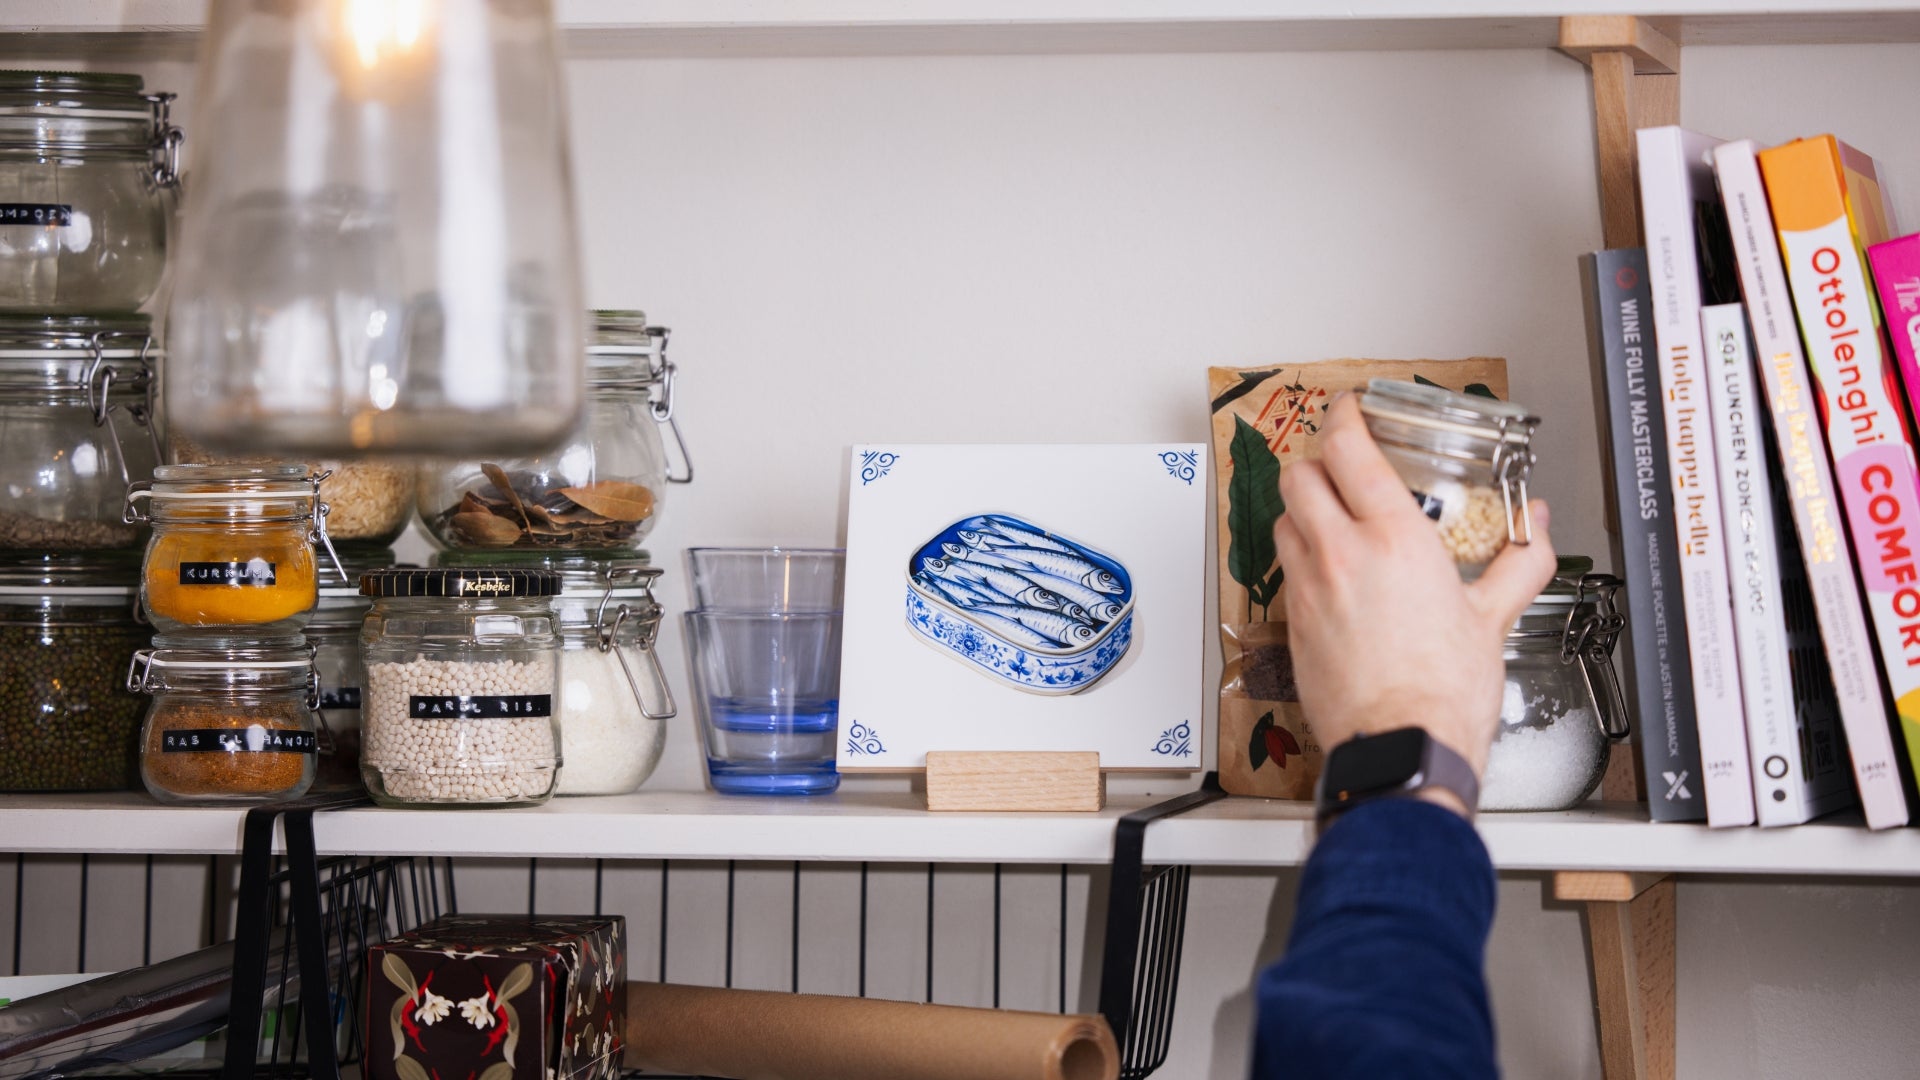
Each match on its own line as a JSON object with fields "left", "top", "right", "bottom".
{"left": 1324, "top": 727, "right": 1428, "bottom": 803}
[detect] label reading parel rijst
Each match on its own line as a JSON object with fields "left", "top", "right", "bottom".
{"left": 409, "top": 694, "right": 552, "bottom": 719}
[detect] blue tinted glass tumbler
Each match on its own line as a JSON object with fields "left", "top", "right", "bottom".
{"left": 684, "top": 610, "right": 842, "bottom": 795}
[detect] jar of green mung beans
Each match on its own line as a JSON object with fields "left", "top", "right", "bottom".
{"left": 0, "top": 555, "right": 148, "bottom": 791}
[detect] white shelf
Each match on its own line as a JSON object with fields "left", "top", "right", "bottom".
{"left": 5, "top": 790, "right": 1919, "bottom": 876}
{"left": 5, "top": 2, "right": 1920, "bottom": 60}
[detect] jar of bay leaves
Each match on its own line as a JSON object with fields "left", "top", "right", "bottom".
{"left": 0, "top": 556, "right": 148, "bottom": 791}
{"left": 417, "top": 311, "right": 692, "bottom": 556}
{"left": 0, "top": 71, "right": 181, "bottom": 313}
{"left": 0, "top": 315, "right": 160, "bottom": 553}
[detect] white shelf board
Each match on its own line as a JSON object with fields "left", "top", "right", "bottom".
{"left": 6, "top": 791, "right": 1920, "bottom": 876}
{"left": 5, "top": 2, "right": 1920, "bottom": 60}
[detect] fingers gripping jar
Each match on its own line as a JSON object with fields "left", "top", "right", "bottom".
{"left": 358, "top": 568, "right": 563, "bottom": 807}
{"left": 1480, "top": 572, "right": 1632, "bottom": 812}
{"left": 129, "top": 637, "right": 320, "bottom": 804}
{"left": 1356, "top": 379, "right": 1540, "bottom": 571}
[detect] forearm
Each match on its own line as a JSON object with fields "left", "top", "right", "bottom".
{"left": 1252, "top": 798, "right": 1498, "bottom": 1079}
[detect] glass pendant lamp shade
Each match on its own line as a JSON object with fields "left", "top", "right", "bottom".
{"left": 166, "top": 0, "right": 584, "bottom": 456}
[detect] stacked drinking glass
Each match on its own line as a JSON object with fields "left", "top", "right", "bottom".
{"left": 683, "top": 548, "right": 845, "bottom": 795}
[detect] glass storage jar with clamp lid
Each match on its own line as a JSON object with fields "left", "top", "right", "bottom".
{"left": 1356, "top": 378, "right": 1541, "bottom": 573}
{"left": 0, "top": 314, "right": 161, "bottom": 554}
{"left": 0, "top": 555, "right": 147, "bottom": 791}
{"left": 0, "top": 71, "right": 181, "bottom": 313}
{"left": 126, "top": 463, "right": 344, "bottom": 634}
{"left": 358, "top": 568, "right": 564, "bottom": 808}
{"left": 1481, "top": 568, "right": 1630, "bottom": 812}
{"left": 130, "top": 636, "right": 320, "bottom": 804}
{"left": 419, "top": 310, "right": 692, "bottom": 555}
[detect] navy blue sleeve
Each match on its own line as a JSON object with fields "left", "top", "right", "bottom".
{"left": 1251, "top": 798, "right": 1498, "bottom": 1080}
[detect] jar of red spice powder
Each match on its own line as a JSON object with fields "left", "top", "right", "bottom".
{"left": 129, "top": 635, "right": 319, "bottom": 803}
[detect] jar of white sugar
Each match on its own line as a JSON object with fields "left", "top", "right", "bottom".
{"left": 1480, "top": 569, "right": 1630, "bottom": 812}
{"left": 552, "top": 562, "right": 675, "bottom": 795}
{"left": 1356, "top": 378, "right": 1540, "bottom": 573}
{"left": 356, "top": 568, "right": 564, "bottom": 807}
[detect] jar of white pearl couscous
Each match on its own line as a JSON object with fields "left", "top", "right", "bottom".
{"left": 357, "top": 568, "right": 563, "bottom": 807}
{"left": 1355, "top": 378, "right": 1540, "bottom": 574}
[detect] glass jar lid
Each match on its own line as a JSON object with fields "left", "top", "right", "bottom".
{"left": 0, "top": 70, "right": 181, "bottom": 182}
{"left": 0, "top": 553, "right": 140, "bottom": 607}
{"left": 128, "top": 463, "right": 322, "bottom": 522}
{"left": 359, "top": 567, "right": 563, "bottom": 599}
{"left": 128, "top": 636, "right": 318, "bottom": 699}
{"left": 0, "top": 314, "right": 156, "bottom": 401}
{"left": 587, "top": 310, "right": 670, "bottom": 388}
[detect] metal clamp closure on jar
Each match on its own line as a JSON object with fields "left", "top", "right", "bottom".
{"left": 143, "top": 92, "right": 183, "bottom": 189}
{"left": 125, "top": 465, "right": 348, "bottom": 584}
{"left": 587, "top": 319, "right": 693, "bottom": 484}
{"left": 83, "top": 330, "right": 162, "bottom": 485}
{"left": 590, "top": 564, "right": 676, "bottom": 720}
{"left": 1508, "top": 572, "right": 1630, "bottom": 741}
{"left": 128, "top": 640, "right": 322, "bottom": 711}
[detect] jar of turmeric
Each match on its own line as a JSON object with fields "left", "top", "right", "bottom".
{"left": 126, "top": 464, "right": 338, "bottom": 634}
{"left": 129, "top": 635, "right": 319, "bottom": 804}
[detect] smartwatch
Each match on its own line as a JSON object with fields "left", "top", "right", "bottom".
{"left": 1314, "top": 727, "right": 1480, "bottom": 824}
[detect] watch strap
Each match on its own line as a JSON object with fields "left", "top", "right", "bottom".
{"left": 1315, "top": 728, "right": 1480, "bottom": 822}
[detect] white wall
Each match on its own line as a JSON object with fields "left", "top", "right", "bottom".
{"left": 12, "top": 37, "right": 1920, "bottom": 1080}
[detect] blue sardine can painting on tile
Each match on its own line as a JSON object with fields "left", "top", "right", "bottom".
{"left": 905, "top": 513, "right": 1134, "bottom": 695}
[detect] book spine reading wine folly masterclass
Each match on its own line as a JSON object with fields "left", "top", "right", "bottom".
{"left": 1583, "top": 248, "right": 1706, "bottom": 822}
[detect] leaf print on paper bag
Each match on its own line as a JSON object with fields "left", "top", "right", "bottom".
{"left": 394, "top": 1056, "right": 431, "bottom": 1080}
{"left": 1227, "top": 417, "right": 1285, "bottom": 620}
{"left": 478, "top": 1062, "right": 516, "bottom": 1080}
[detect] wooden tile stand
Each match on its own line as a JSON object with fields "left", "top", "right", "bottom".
{"left": 924, "top": 751, "right": 1105, "bottom": 812}
{"left": 1556, "top": 16, "right": 1680, "bottom": 1080}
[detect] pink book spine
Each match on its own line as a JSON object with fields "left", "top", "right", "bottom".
{"left": 1868, "top": 234, "right": 1920, "bottom": 424}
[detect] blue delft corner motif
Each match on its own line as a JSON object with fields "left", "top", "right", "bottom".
{"left": 845, "top": 722, "right": 886, "bottom": 756}
{"left": 1160, "top": 449, "right": 1199, "bottom": 485}
{"left": 859, "top": 451, "right": 900, "bottom": 485}
{"left": 1151, "top": 721, "right": 1193, "bottom": 758}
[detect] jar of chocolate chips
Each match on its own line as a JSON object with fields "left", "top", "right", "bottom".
{"left": 0, "top": 555, "right": 148, "bottom": 791}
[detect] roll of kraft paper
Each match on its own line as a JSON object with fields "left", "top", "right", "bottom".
{"left": 624, "top": 982, "right": 1119, "bottom": 1080}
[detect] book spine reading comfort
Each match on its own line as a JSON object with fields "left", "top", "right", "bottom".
{"left": 1701, "top": 302, "right": 1855, "bottom": 825}
{"left": 1715, "top": 138, "right": 1904, "bottom": 829}
{"left": 1580, "top": 248, "right": 1707, "bottom": 821}
{"left": 1637, "top": 125, "right": 1757, "bottom": 826}
{"left": 1760, "top": 135, "right": 1920, "bottom": 816}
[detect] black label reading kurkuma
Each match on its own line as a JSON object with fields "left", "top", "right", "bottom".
{"left": 178, "top": 561, "right": 278, "bottom": 586}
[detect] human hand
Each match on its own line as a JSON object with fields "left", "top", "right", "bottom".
{"left": 1274, "top": 392, "right": 1557, "bottom": 806}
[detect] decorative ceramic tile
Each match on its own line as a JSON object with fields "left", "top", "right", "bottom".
{"left": 839, "top": 444, "right": 1205, "bottom": 770}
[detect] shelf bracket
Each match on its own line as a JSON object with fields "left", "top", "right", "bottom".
{"left": 1557, "top": 15, "right": 1681, "bottom": 251}
{"left": 1555, "top": 871, "right": 1676, "bottom": 1080}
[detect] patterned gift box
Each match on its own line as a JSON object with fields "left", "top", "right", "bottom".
{"left": 366, "top": 914, "right": 625, "bottom": 1080}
